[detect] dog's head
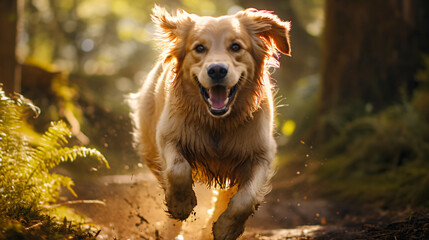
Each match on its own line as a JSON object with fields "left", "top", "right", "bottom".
{"left": 152, "top": 6, "right": 291, "bottom": 118}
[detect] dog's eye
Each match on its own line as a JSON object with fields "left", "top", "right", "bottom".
{"left": 195, "top": 44, "right": 206, "bottom": 53}
{"left": 230, "top": 43, "right": 241, "bottom": 52}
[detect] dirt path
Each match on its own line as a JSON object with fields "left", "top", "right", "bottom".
{"left": 64, "top": 169, "right": 429, "bottom": 240}
{"left": 66, "top": 170, "right": 331, "bottom": 239}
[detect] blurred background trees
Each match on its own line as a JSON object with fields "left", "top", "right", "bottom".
{"left": 320, "top": 0, "right": 429, "bottom": 116}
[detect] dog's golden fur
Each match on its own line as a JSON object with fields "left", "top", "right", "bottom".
{"left": 129, "top": 6, "right": 290, "bottom": 239}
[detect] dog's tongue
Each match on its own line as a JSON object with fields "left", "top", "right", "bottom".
{"left": 209, "top": 86, "right": 228, "bottom": 109}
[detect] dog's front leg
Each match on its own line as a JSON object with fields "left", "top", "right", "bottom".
{"left": 212, "top": 156, "right": 273, "bottom": 240}
{"left": 161, "top": 143, "right": 197, "bottom": 221}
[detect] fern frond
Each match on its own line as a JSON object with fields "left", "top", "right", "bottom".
{"left": 36, "top": 121, "right": 72, "bottom": 157}
{"left": 50, "top": 146, "right": 110, "bottom": 169}
{"left": 0, "top": 87, "right": 108, "bottom": 215}
{"left": 50, "top": 173, "right": 77, "bottom": 198}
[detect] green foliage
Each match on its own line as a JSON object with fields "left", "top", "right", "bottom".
{"left": 0, "top": 86, "right": 108, "bottom": 221}
{"left": 312, "top": 103, "right": 429, "bottom": 206}
{"left": 306, "top": 54, "right": 429, "bottom": 206}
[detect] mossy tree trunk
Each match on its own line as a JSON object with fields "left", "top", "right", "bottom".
{"left": 320, "top": 0, "right": 429, "bottom": 115}
{"left": 0, "top": 0, "right": 22, "bottom": 95}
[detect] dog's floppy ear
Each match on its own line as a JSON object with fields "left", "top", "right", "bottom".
{"left": 237, "top": 9, "right": 291, "bottom": 56}
{"left": 151, "top": 5, "right": 194, "bottom": 64}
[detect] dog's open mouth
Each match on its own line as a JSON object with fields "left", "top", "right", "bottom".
{"left": 199, "top": 83, "right": 238, "bottom": 116}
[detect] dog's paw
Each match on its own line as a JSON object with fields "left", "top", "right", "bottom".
{"left": 165, "top": 188, "right": 197, "bottom": 221}
{"left": 212, "top": 213, "right": 245, "bottom": 240}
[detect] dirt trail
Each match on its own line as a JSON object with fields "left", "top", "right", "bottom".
{"left": 66, "top": 170, "right": 330, "bottom": 240}
{"left": 66, "top": 170, "right": 429, "bottom": 239}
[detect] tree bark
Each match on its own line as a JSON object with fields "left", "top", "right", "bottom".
{"left": 0, "top": 0, "right": 21, "bottom": 94}
{"left": 320, "top": 0, "right": 429, "bottom": 114}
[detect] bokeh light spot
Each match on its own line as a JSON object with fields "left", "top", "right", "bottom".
{"left": 282, "top": 120, "right": 296, "bottom": 136}
{"left": 81, "top": 39, "right": 94, "bottom": 52}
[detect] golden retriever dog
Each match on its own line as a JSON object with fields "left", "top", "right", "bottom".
{"left": 129, "top": 5, "right": 290, "bottom": 240}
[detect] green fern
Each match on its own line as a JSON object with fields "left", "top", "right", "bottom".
{"left": 0, "top": 86, "right": 109, "bottom": 215}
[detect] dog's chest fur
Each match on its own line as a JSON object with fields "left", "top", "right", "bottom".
{"left": 176, "top": 110, "right": 269, "bottom": 188}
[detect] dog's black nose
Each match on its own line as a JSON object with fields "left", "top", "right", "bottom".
{"left": 207, "top": 63, "right": 228, "bottom": 81}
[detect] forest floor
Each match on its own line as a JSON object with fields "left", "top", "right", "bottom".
{"left": 63, "top": 170, "right": 429, "bottom": 240}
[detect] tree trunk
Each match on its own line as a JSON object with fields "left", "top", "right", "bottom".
{"left": 0, "top": 0, "right": 22, "bottom": 95}
{"left": 320, "top": 0, "right": 429, "bottom": 114}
